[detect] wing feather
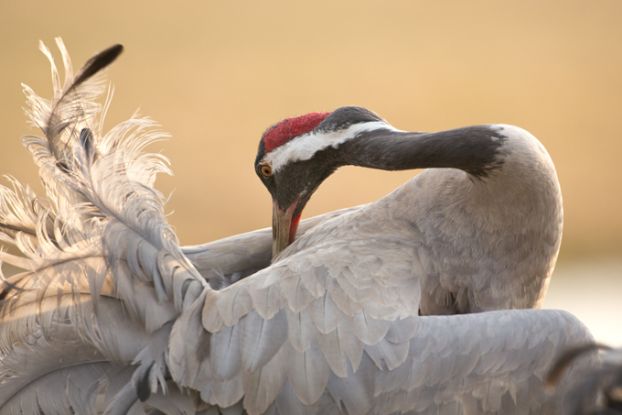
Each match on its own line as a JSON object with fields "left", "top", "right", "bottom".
{"left": 287, "top": 343, "right": 331, "bottom": 405}
{"left": 241, "top": 310, "right": 288, "bottom": 372}
{"left": 309, "top": 294, "right": 342, "bottom": 335}
{"left": 211, "top": 323, "right": 243, "bottom": 379}
{"left": 170, "top": 233, "right": 595, "bottom": 415}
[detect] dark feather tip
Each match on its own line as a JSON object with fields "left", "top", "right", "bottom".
{"left": 73, "top": 44, "right": 124, "bottom": 87}
{"left": 136, "top": 362, "right": 154, "bottom": 402}
{"left": 56, "top": 161, "right": 70, "bottom": 174}
{"left": 0, "top": 280, "right": 23, "bottom": 301}
{"left": 80, "top": 128, "right": 94, "bottom": 156}
{"left": 546, "top": 343, "right": 612, "bottom": 387}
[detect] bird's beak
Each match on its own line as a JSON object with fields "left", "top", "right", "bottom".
{"left": 272, "top": 200, "right": 301, "bottom": 259}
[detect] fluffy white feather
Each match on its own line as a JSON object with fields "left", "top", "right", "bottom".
{"left": 0, "top": 39, "right": 205, "bottom": 414}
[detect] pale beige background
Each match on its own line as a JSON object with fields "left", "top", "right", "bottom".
{"left": 0, "top": 1, "right": 620, "bottom": 341}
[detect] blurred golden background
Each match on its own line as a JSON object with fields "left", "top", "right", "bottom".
{"left": 1, "top": 2, "right": 620, "bottom": 340}
{"left": 1, "top": 1, "right": 621, "bottom": 256}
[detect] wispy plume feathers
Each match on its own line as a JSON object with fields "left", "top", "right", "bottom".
{"left": 0, "top": 39, "right": 206, "bottom": 413}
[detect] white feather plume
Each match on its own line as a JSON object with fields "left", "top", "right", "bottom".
{"left": 0, "top": 38, "right": 206, "bottom": 414}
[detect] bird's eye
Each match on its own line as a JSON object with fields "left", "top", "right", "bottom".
{"left": 259, "top": 162, "right": 273, "bottom": 177}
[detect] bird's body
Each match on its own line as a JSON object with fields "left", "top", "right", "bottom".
{"left": 243, "top": 112, "right": 563, "bottom": 315}
{"left": 0, "top": 40, "right": 595, "bottom": 415}
{"left": 279, "top": 132, "right": 561, "bottom": 314}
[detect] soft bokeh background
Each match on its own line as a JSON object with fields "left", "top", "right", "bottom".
{"left": 1, "top": 1, "right": 620, "bottom": 343}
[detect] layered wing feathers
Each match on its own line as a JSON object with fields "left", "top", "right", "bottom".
{"left": 170, "top": 235, "right": 595, "bottom": 414}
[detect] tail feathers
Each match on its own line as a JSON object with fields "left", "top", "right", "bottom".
{"left": 1, "top": 39, "right": 214, "bottom": 414}
{"left": 5, "top": 39, "right": 207, "bottom": 326}
{"left": 0, "top": 272, "right": 189, "bottom": 415}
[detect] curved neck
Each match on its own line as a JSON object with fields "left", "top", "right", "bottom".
{"left": 338, "top": 126, "right": 507, "bottom": 177}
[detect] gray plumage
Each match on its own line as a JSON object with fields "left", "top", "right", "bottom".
{"left": 0, "top": 39, "right": 599, "bottom": 414}
{"left": 548, "top": 344, "right": 622, "bottom": 414}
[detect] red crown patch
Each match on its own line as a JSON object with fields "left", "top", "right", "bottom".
{"left": 262, "top": 112, "right": 330, "bottom": 152}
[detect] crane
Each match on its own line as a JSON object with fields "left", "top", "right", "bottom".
{"left": 0, "top": 39, "right": 600, "bottom": 414}
{"left": 190, "top": 104, "right": 563, "bottom": 315}
{"left": 256, "top": 102, "right": 562, "bottom": 315}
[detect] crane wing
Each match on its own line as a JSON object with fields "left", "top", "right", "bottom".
{"left": 170, "top": 239, "right": 595, "bottom": 414}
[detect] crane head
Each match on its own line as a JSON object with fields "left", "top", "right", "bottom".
{"left": 254, "top": 106, "right": 388, "bottom": 258}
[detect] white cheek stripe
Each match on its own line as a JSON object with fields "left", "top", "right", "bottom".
{"left": 265, "top": 121, "right": 399, "bottom": 172}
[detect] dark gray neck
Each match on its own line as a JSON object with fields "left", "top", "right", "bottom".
{"left": 338, "top": 126, "right": 507, "bottom": 177}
